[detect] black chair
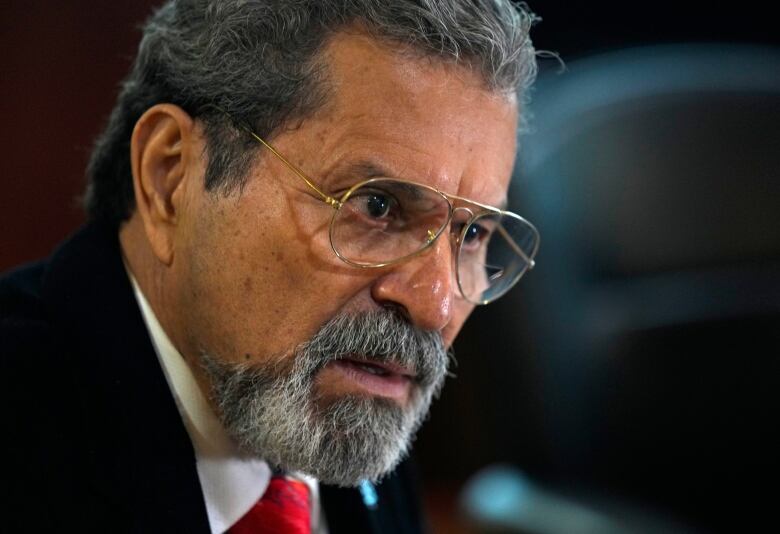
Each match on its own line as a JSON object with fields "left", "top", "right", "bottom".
{"left": 457, "top": 44, "right": 780, "bottom": 533}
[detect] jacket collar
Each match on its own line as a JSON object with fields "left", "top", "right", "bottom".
{"left": 41, "top": 222, "right": 210, "bottom": 532}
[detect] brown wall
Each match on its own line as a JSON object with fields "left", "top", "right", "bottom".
{"left": 0, "top": 1, "right": 158, "bottom": 270}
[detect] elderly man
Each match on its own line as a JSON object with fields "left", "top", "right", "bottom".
{"left": 1, "top": 0, "right": 539, "bottom": 532}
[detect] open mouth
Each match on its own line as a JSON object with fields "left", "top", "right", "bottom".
{"left": 341, "top": 357, "right": 415, "bottom": 378}
{"left": 319, "top": 356, "right": 416, "bottom": 403}
{"left": 351, "top": 360, "right": 391, "bottom": 376}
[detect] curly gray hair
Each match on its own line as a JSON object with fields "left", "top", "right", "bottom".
{"left": 84, "top": 0, "right": 539, "bottom": 225}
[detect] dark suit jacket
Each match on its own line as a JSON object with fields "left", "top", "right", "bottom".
{"left": 0, "top": 222, "right": 427, "bottom": 533}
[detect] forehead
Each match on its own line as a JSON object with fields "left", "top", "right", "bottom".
{"left": 304, "top": 29, "right": 519, "bottom": 206}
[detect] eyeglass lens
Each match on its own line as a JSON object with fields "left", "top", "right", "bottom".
{"left": 329, "top": 178, "right": 537, "bottom": 304}
{"left": 456, "top": 211, "right": 537, "bottom": 304}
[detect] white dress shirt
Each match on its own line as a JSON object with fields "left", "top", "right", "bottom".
{"left": 128, "top": 274, "right": 323, "bottom": 534}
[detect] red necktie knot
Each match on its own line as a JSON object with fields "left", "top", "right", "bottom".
{"left": 230, "top": 475, "right": 311, "bottom": 534}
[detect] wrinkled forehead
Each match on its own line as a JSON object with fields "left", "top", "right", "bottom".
{"left": 310, "top": 30, "right": 519, "bottom": 208}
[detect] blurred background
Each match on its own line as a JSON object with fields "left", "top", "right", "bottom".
{"left": 2, "top": 2, "right": 778, "bottom": 533}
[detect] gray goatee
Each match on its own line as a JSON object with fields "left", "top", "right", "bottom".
{"left": 198, "top": 309, "right": 449, "bottom": 486}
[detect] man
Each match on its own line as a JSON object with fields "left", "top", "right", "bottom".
{"left": 1, "top": 0, "right": 539, "bottom": 532}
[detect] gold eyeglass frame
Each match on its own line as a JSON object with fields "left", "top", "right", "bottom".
{"left": 233, "top": 119, "right": 540, "bottom": 305}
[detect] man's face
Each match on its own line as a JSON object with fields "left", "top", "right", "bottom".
{"left": 169, "top": 31, "right": 518, "bottom": 482}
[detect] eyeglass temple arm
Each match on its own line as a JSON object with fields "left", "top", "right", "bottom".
{"left": 214, "top": 104, "right": 341, "bottom": 209}
{"left": 243, "top": 129, "right": 342, "bottom": 209}
{"left": 496, "top": 223, "right": 536, "bottom": 269}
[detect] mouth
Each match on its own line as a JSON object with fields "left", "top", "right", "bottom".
{"left": 317, "top": 356, "right": 416, "bottom": 404}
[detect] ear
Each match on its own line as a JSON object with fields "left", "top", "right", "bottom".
{"left": 130, "top": 104, "right": 198, "bottom": 265}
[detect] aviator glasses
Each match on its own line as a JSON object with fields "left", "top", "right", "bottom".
{"left": 234, "top": 120, "right": 540, "bottom": 305}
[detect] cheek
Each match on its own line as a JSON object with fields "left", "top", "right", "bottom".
{"left": 179, "top": 201, "right": 310, "bottom": 359}
{"left": 181, "top": 196, "right": 375, "bottom": 363}
{"left": 223, "top": 228, "right": 316, "bottom": 352}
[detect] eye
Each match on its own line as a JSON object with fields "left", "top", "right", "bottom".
{"left": 463, "top": 223, "right": 485, "bottom": 243}
{"left": 346, "top": 187, "right": 402, "bottom": 225}
{"left": 458, "top": 221, "right": 493, "bottom": 252}
{"left": 365, "top": 192, "right": 391, "bottom": 218}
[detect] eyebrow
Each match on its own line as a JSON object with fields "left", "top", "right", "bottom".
{"left": 339, "top": 160, "right": 399, "bottom": 181}
{"left": 337, "top": 160, "right": 426, "bottom": 200}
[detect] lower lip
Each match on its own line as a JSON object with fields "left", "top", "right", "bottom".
{"left": 325, "top": 360, "right": 412, "bottom": 402}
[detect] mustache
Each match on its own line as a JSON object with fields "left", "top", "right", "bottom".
{"left": 201, "top": 308, "right": 449, "bottom": 391}
{"left": 294, "top": 309, "right": 449, "bottom": 388}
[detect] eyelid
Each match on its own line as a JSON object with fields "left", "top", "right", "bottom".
{"left": 347, "top": 183, "right": 399, "bottom": 199}
{"left": 328, "top": 176, "right": 395, "bottom": 199}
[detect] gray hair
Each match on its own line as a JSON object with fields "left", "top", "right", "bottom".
{"left": 84, "top": 0, "right": 539, "bottom": 225}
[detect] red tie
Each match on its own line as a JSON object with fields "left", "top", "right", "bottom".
{"left": 229, "top": 475, "right": 311, "bottom": 534}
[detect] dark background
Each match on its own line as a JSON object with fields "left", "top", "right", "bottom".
{"left": 417, "top": 3, "right": 780, "bottom": 533}
{"left": 2, "top": 2, "right": 778, "bottom": 533}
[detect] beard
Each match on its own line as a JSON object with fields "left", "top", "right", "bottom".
{"left": 197, "top": 309, "right": 449, "bottom": 487}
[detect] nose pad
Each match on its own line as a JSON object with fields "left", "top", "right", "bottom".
{"left": 370, "top": 232, "right": 456, "bottom": 332}
{"left": 450, "top": 206, "right": 476, "bottom": 244}
{"left": 447, "top": 204, "right": 476, "bottom": 283}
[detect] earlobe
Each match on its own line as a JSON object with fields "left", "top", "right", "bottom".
{"left": 130, "top": 104, "right": 196, "bottom": 265}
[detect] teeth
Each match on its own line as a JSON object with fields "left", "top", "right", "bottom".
{"left": 356, "top": 362, "right": 388, "bottom": 376}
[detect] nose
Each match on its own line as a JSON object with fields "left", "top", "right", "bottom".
{"left": 370, "top": 234, "right": 455, "bottom": 332}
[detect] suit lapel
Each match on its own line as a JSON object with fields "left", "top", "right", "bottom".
{"left": 42, "top": 223, "right": 210, "bottom": 532}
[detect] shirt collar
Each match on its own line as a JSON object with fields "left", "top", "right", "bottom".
{"left": 127, "top": 271, "right": 271, "bottom": 533}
